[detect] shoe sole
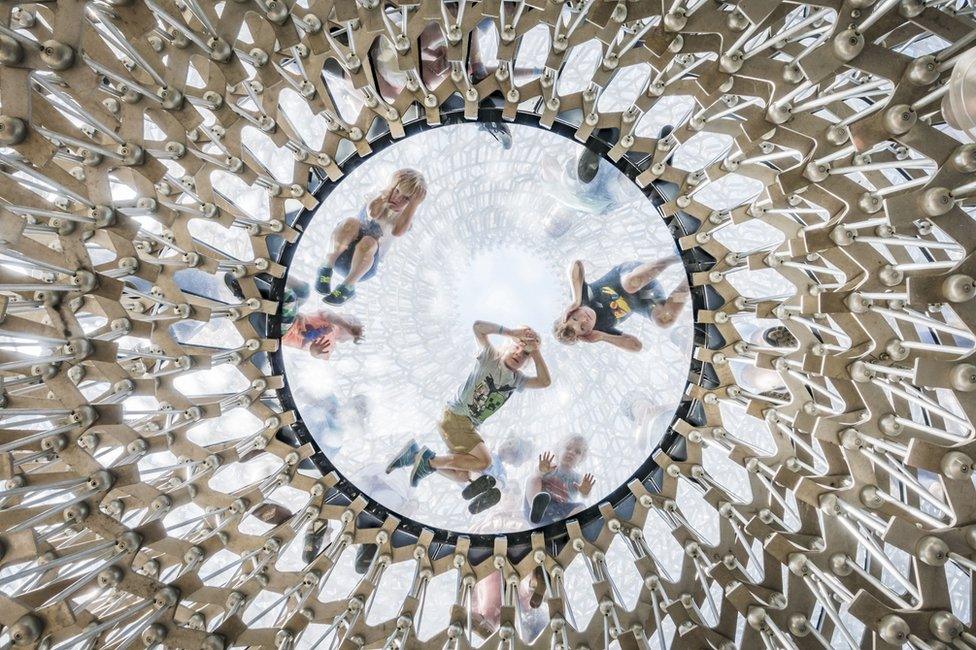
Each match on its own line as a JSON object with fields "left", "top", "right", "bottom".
{"left": 468, "top": 488, "right": 502, "bottom": 514}
{"left": 530, "top": 492, "right": 552, "bottom": 524}
{"left": 323, "top": 292, "right": 353, "bottom": 305}
{"left": 461, "top": 474, "right": 496, "bottom": 500}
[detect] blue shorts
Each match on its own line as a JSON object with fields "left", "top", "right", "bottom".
{"left": 334, "top": 222, "right": 382, "bottom": 281}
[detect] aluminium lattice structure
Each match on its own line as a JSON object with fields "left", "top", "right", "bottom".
{"left": 0, "top": 0, "right": 975, "bottom": 648}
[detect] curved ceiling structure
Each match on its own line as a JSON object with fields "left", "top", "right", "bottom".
{"left": 280, "top": 121, "right": 694, "bottom": 534}
{"left": 0, "top": 1, "right": 975, "bottom": 649}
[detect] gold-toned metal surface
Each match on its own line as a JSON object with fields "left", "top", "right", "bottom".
{"left": 0, "top": 0, "right": 975, "bottom": 648}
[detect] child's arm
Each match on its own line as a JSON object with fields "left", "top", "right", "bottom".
{"left": 328, "top": 312, "right": 364, "bottom": 342}
{"left": 565, "top": 260, "right": 586, "bottom": 312}
{"left": 523, "top": 348, "right": 552, "bottom": 389}
{"left": 472, "top": 321, "right": 536, "bottom": 349}
{"left": 584, "top": 329, "right": 642, "bottom": 352}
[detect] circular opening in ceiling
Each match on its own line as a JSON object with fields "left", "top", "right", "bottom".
{"left": 279, "top": 121, "right": 694, "bottom": 534}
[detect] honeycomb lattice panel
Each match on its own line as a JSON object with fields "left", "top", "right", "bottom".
{"left": 0, "top": 0, "right": 975, "bottom": 648}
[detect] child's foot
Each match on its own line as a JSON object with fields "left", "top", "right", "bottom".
{"left": 315, "top": 266, "right": 333, "bottom": 295}
{"left": 461, "top": 474, "right": 496, "bottom": 500}
{"left": 385, "top": 440, "right": 420, "bottom": 474}
{"left": 468, "top": 487, "right": 502, "bottom": 514}
{"left": 529, "top": 491, "right": 552, "bottom": 524}
{"left": 323, "top": 284, "right": 355, "bottom": 305}
{"left": 409, "top": 447, "right": 436, "bottom": 487}
{"left": 302, "top": 519, "right": 329, "bottom": 564}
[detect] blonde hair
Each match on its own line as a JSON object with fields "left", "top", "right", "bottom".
{"left": 562, "top": 434, "right": 589, "bottom": 459}
{"left": 389, "top": 168, "right": 426, "bottom": 199}
{"left": 370, "top": 168, "right": 427, "bottom": 218}
{"left": 553, "top": 318, "right": 579, "bottom": 344}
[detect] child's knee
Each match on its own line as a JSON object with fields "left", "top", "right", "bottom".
{"left": 336, "top": 218, "right": 360, "bottom": 237}
{"left": 652, "top": 307, "right": 674, "bottom": 328}
{"left": 355, "top": 236, "right": 379, "bottom": 254}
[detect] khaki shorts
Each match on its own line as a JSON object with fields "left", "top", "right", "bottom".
{"left": 438, "top": 410, "right": 484, "bottom": 453}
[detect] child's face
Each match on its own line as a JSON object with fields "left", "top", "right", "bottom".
{"left": 559, "top": 439, "right": 587, "bottom": 468}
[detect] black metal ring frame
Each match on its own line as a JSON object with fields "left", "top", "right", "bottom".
{"left": 268, "top": 106, "right": 713, "bottom": 551}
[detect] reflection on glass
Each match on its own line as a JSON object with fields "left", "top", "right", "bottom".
{"left": 369, "top": 35, "right": 409, "bottom": 102}
{"left": 281, "top": 123, "right": 694, "bottom": 533}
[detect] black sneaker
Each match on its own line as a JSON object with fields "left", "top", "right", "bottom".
{"left": 314, "top": 266, "right": 333, "bottom": 295}
{"left": 762, "top": 326, "right": 798, "bottom": 349}
{"left": 302, "top": 519, "right": 329, "bottom": 564}
{"left": 386, "top": 440, "right": 420, "bottom": 474}
{"left": 659, "top": 124, "right": 674, "bottom": 140}
{"left": 409, "top": 447, "right": 436, "bottom": 487}
{"left": 323, "top": 284, "right": 355, "bottom": 305}
{"left": 355, "top": 543, "right": 376, "bottom": 575}
{"left": 461, "top": 474, "right": 496, "bottom": 500}
{"left": 468, "top": 487, "right": 502, "bottom": 514}
{"left": 479, "top": 121, "right": 513, "bottom": 150}
{"left": 529, "top": 492, "right": 552, "bottom": 524}
{"left": 577, "top": 147, "right": 601, "bottom": 183}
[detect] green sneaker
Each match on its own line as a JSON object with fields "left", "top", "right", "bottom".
{"left": 386, "top": 440, "right": 420, "bottom": 474}
{"left": 315, "top": 266, "right": 333, "bottom": 295}
{"left": 323, "top": 284, "right": 356, "bottom": 305}
{"left": 409, "top": 448, "right": 436, "bottom": 487}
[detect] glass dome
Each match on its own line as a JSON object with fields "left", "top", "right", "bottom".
{"left": 282, "top": 122, "right": 693, "bottom": 532}
{"left": 1, "top": 1, "right": 974, "bottom": 648}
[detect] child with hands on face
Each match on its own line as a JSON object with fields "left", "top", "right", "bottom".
{"left": 524, "top": 434, "right": 595, "bottom": 525}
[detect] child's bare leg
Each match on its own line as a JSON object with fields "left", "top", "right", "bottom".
{"left": 326, "top": 218, "right": 361, "bottom": 266}
{"left": 525, "top": 474, "right": 543, "bottom": 501}
{"left": 430, "top": 443, "right": 491, "bottom": 474}
{"left": 342, "top": 236, "right": 378, "bottom": 286}
{"left": 620, "top": 258, "right": 677, "bottom": 293}
{"left": 651, "top": 285, "right": 690, "bottom": 328}
{"left": 436, "top": 468, "right": 472, "bottom": 484}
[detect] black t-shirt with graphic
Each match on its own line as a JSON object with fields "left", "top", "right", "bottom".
{"left": 583, "top": 261, "right": 665, "bottom": 335}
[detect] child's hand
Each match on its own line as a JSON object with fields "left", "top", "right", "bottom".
{"left": 538, "top": 452, "right": 556, "bottom": 474}
{"left": 579, "top": 473, "right": 596, "bottom": 497}
{"left": 510, "top": 326, "right": 535, "bottom": 341}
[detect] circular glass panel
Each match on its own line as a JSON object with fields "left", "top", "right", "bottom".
{"left": 282, "top": 122, "right": 693, "bottom": 533}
